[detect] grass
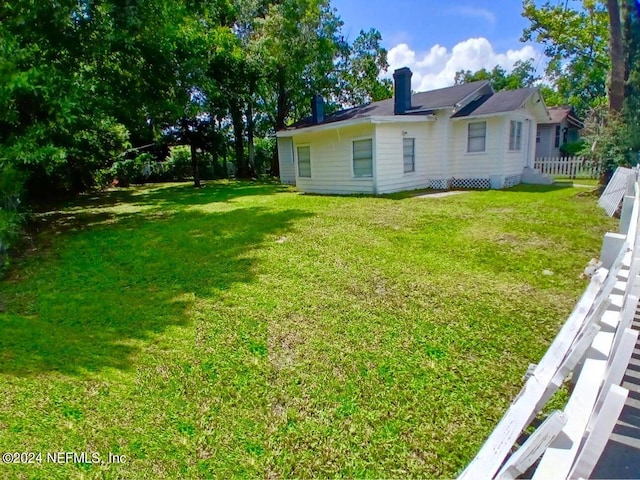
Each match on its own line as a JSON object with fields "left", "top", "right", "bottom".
{"left": 0, "top": 181, "right": 616, "bottom": 478}
{"left": 552, "top": 177, "right": 600, "bottom": 187}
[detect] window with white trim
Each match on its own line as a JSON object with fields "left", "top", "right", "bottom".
{"left": 297, "top": 145, "right": 311, "bottom": 178}
{"left": 467, "top": 121, "right": 486, "bottom": 153}
{"left": 509, "top": 121, "right": 522, "bottom": 151}
{"left": 352, "top": 139, "right": 373, "bottom": 177}
{"left": 403, "top": 138, "right": 415, "bottom": 173}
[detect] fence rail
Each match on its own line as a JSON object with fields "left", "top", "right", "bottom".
{"left": 534, "top": 156, "right": 601, "bottom": 178}
{"left": 459, "top": 167, "right": 640, "bottom": 480}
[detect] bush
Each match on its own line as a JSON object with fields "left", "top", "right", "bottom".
{"left": 581, "top": 106, "right": 640, "bottom": 177}
{"left": 560, "top": 140, "right": 586, "bottom": 156}
{"left": 0, "top": 163, "right": 26, "bottom": 273}
{"left": 95, "top": 145, "right": 229, "bottom": 188}
{"left": 110, "top": 158, "right": 146, "bottom": 187}
{"left": 167, "top": 146, "right": 194, "bottom": 180}
{"left": 254, "top": 138, "right": 276, "bottom": 175}
{"left": 0, "top": 209, "right": 22, "bottom": 256}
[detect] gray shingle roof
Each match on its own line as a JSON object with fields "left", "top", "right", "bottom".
{"left": 286, "top": 80, "right": 492, "bottom": 130}
{"left": 451, "top": 88, "right": 539, "bottom": 118}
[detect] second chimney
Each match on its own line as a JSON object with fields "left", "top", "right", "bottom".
{"left": 393, "top": 67, "right": 413, "bottom": 115}
{"left": 311, "top": 94, "right": 325, "bottom": 124}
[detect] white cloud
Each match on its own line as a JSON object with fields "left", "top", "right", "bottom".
{"left": 386, "top": 38, "right": 539, "bottom": 92}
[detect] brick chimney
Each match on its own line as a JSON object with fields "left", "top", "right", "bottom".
{"left": 393, "top": 67, "right": 413, "bottom": 114}
{"left": 311, "top": 94, "right": 325, "bottom": 124}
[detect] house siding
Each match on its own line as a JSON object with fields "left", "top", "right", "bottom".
{"left": 291, "top": 124, "right": 375, "bottom": 194}
{"left": 502, "top": 108, "right": 537, "bottom": 175}
{"left": 450, "top": 116, "right": 504, "bottom": 180}
{"left": 277, "top": 137, "right": 295, "bottom": 184}
{"left": 536, "top": 118, "right": 578, "bottom": 158}
{"left": 375, "top": 119, "right": 441, "bottom": 194}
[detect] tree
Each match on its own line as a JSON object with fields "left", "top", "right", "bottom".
{"left": 254, "top": 0, "right": 344, "bottom": 175}
{"left": 333, "top": 28, "right": 393, "bottom": 107}
{"left": 607, "top": 0, "right": 625, "bottom": 112}
{"left": 521, "top": 0, "right": 610, "bottom": 116}
{"left": 0, "top": 0, "right": 132, "bottom": 195}
{"left": 454, "top": 59, "right": 539, "bottom": 91}
{"left": 0, "top": 0, "right": 394, "bottom": 193}
{"left": 578, "top": 1, "right": 640, "bottom": 180}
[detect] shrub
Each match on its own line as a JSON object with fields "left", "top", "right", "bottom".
{"left": 560, "top": 140, "right": 586, "bottom": 156}
{"left": 254, "top": 138, "right": 276, "bottom": 175}
{"left": 0, "top": 163, "right": 26, "bottom": 274}
{"left": 167, "top": 146, "right": 193, "bottom": 180}
{"left": 110, "top": 158, "right": 146, "bottom": 187}
{"left": 581, "top": 106, "right": 640, "bottom": 178}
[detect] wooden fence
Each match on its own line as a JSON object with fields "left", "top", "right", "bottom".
{"left": 534, "top": 156, "right": 601, "bottom": 179}
{"left": 459, "top": 168, "right": 640, "bottom": 480}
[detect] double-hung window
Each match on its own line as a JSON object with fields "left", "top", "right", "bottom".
{"left": 403, "top": 138, "right": 415, "bottom": 173}
{"left": 467, "top": 122, "right": 486, "bottom": 153}
{"left": 509, "top": 121, "right": 522, "bottom": 151}
{"left": 297, "top": 146, "right": 311, "bottom": 178}
{"left": 353, "top": 139, "right": 373, "bottom": 177}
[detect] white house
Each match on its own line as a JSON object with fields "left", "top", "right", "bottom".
{"left": 276, "top": 67, "right": 551, "bottom": 194}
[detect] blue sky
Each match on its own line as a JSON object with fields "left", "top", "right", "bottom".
{"left": 331, "top": 0, "right": 545, "bottom": 91}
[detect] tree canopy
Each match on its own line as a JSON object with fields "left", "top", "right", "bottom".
{"left": 454, "top": 60, "right": 539, "bottom": 91}
{"left": 0, "top": 0, "right": 391, "bottom": 196}
{"left": 519, "top": 0, "right": 640, "bottom": 174}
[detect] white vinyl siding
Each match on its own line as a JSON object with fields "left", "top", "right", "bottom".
{"left": 276, "top": 137, "right": 295, "bottom": 184}
{"left": 451, "top": 116, "right": 502, "bottom": 178}
{"left": 353, "top": 139, "right": 373, "bottom": 177}
{"left": 374, "top": 119, "right": 442, "bottom": 194}
{"left": 509, "top": 120, "right": 522, "bottom": 151}
{"left": 297, "top": 145, "right": 311, "bottom": 178}
{"left": 467, "top": 121, "right": 487, "bottom": 153}
{"left": 403, "top": 138, "right": 415, "bottom": 173}
{"left": 285, "top": 123, "right": 374, "bottom": 194}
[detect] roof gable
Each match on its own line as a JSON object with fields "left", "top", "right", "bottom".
{"left": 540, "top": 106, "right": 583, "bottom": 128}
{"left": 451, "top": 88, "right": 540, "bottom": 119}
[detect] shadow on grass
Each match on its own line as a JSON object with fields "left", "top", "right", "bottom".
{"left": 36, "top": 180, "right": 291, "bottom": 214}
{"left": 1, "top": 190, "right": 310, "bottom": 377}
{"left": 314, "top": 183, "right": 579, "bottom": 202}
{"left": 30, "top": 181, "right": 293, "bottom": 236}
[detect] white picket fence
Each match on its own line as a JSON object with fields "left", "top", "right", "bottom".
{"left": 534, "top": 156, "right": 601, "bottom": 179}
{"left": 459, "top": 168, "right": 640, "bottom": 480}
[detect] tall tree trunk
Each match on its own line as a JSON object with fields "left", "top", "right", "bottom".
{"left": 190, "top": 142, "right": 200, "bottom": 188}
{"left": 247, "top": 102, "right": 255, "bottom": 175}
{"left": 607, "top": 0, "right": 625, "bottom": 112}
{"left": 247, "top": 80, "right": 256, "bottom": 176}
{"left": 230, "top": 102, "right": 248, "bottom": 178}
{"left": 217, "top": 118, "right": 229, "bottom": 178}
{"left": 271, "top": 74, "right": 288, "bottom": 177}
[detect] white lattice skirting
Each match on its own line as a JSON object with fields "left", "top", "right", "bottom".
{"left": 428, "top": 179, "right": 450, "bottom": 190}
{"left": 450, "top": 178, "right": 491, "bottom": 189}
{"left": 428, "top": 176, "right": 521, "bottom": 190}
{"left": 504, "top": 174, "right": 522, "bottom": 188}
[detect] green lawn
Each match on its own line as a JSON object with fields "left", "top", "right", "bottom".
{"left": 0, "top": 181, "right": 616, "bottom": 478}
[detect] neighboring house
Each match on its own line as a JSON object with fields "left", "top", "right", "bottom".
{"left": 276, "top": 67, "right": 550, "bottom": 194}
{"left": 535, "top": 106, "right": 583, "bottom": 158}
